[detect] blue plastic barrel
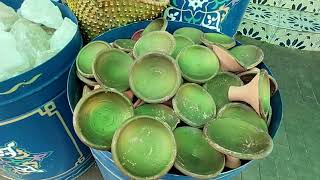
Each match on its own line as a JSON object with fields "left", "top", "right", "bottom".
{"left": 0, "top": 0, "right": 93, "bottom": 179}
{"left": 67, "top": 21, "right": 283, "bottom": 180}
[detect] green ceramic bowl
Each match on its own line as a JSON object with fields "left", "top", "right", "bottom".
{"left": 111, "top": 116, "right": 177, "bottom": 179}
{"left": 133, "top": 31, "right": 176, "bottom": 58}
{"left": 93, "top": 48, "right": 133, "bottom": 92}
{"left": 201, "top": 33, "right": 236, "bottom": 49}
{"left": 229, "top": 45, "right": 264, "bottom": 70}
{"left": 173, "top": 83, "right": 216, "bottom": 127}
{"left": 174, "top": 127, "right": 225, "bottom": 179}
{"left": 129, "top": 52, "right": 181, "bottom": 103}
{"left": 258, "top": 70, "right": 271, "bottom": 118}
{"left": 173, "top": 27, "right": 204, "bottom": 44}
{"left": 113, "top": 39, "right": 136, "bottom": 52}
{"left": 204, "top": 117, "right": 273, "bottom": 160}
{"left": 217, "top": 103, "right": 268, "bottom": 132}
{"left": 76, "top": 41, "right": 111, "bottom": 78}
{"left": 141, "top": 18, "right": 168, "bottom": 36}
{"left": 135, "top": 104, "right": 180, "bottom": 130}
{"left": 204, "top": 72, "right": 243, "bottom": 111}
{"left": 172, "top": 35, "right": 194, "bottom": 59}
{"left": 76, "top": 70, "right": 99, "bottom": 87}
{"left": 176, "top": 45, "right": 220, "bottom": 83}
{"left": 73, "top": 89, "right": 134, "bottom": 150}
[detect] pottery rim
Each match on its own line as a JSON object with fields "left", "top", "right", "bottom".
{"left": 141, "top": 17, "right": 168, "bottom": 36}
{"left": 131, "top": 29, "right": 144, "bottom": 41}
{"left": 172, "top": 35, "right": 195, "bottom": 58}
{"left": 76, "top": 70, "right": 99, "bottom": 87}
{"left": 200, "top": 33, "right": 236, "bottom": 50}
{"left": 112, "top": 39, "right": 136, "bottom": 52}
{"left": 173, "top": 27, "right": 204, "bottom": 44}
{"left": 203, "top": 71, "right": 244, "bottom": 90}
{"left": 258, "top": 69, "right": 271, "bottom": 119}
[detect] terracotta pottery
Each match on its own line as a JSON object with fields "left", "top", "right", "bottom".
{"left": 204, "top": 117, "right": 273, "bottom": 160}
{"left": 176, "top": 45, "right": 220, "bottom": 83}
{"left": 133, "top": 99, "right": 145, "bottom": 108}
{"left": 113, "top": 39, "right": 136, "bottom": 52}
{"left": 111, "top": 116, "right": 176, "bottom": 180}
{"left": 73, "top": 89, "right": 134, "bottom": 150}
{"left": 228, "top": 70, "right": 271, "bottom": 118}
{"left": 93, "top": 48, "right": 133, "bottom": 92}
{"left": 173, "top": 27, "right": 204, "bottom": 44}
{"left": 201, "top": 33, "right": 236, "bottom": 49}
{"left": 203, "top": 72, "right": 243, "bottom": 111}
{"left": 133, "top": 31, "right": 176, "bottom": 58}
{"left": 172, "top": 35, "right": 194, "bottom": 59}
{"left": 225, "top": 155, "right": 241, "bottom": 169}
{"left": 82, "top": 85, "right": 92, "bottom": 97}
{"left": 173, "top": 83, "right": 216, "bottom": 127}
{"left": 76, "top": 70, "right": 99, "bottom": 87}
{"left": 229, "top": 45, "right": 264, "bottom": 70}
{"left": 131, "top": 29, "right": 144, "bottom": 41}
{"left": 135, "top": 104, "right": 180, "bottom": 130}
{"left": 123, "top": 90, "right": 134, "bottom": 102}
{"left": 141, "top": 18, "right": 168, "bottom": 36}
{"left": 76, "top": 41, "right": 111, "bottom": 78}
{"left": 129, "top": 52, "right": 181, "bottom": 103}
{"left": 173, "top": 127, "right": 225, "bottom": 179}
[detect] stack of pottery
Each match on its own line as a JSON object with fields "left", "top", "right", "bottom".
{"left": 72, "top": 18, "right": 279, "bottom": 179}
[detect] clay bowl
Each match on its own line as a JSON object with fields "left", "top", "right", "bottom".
{"left": 141, "top": 17, "right": 168, "bottom": 36}
{"left": 173, "top": 27, "right": 204, "bottom": 44}
{"left": 111, "top": 116, "right": 176, "bottom": 179}
{"left": 113, "top": 39, "right": 136, "bottom": 52}
{"left": 174, "top": 127, "right": 225, "bottom": 179}
{"left": 173, "top": 83, "right": 216, "bottom": 127}
{"left": 201, "top": 33, "right": 236, "bottom": 49}
{"left": 172, "top": 35, "right": 194, "bottom": 58}
{"left": 204, "top": 72, "right": 243, "bottom": 111}
{"left": 135, "top": 104, "right": 180, "bottom": 130}
{"left": 176, "top": 45, "right": 220, "bottom": 83}
{"left": 76, "top": 41, "right": 111, "bottom": 78}
{"left": 229, "top": 45, "right": 264, "bottom": 70}
{"left": 129, "top": 52, "right": 181, "bottom": 103}
{"left": 73, "top": 89, "right": 134, "bottom": 150}
{"left": 93, "top": 48, "right": 133, "bottom": 92}
{"left": 133, "top": 31, "right": 176, "bottom": 58}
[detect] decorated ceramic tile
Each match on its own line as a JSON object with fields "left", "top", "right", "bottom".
{"left": 251, "top": 0, "right": 281, "bottom": 7}
{"left": 244, "top": 3, "right": 280, "bottom": 26}
{"left": 278, "top": 0, "right": 320, "bottom": 13}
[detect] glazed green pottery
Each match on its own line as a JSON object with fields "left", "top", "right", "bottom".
{"left": 172, "top": 35, "right": 194, "bottom": 58}
{"left": 73, "top": 89, "right": 134, "bottom": 150}
{"left": 76, "top": 41, "right": 111, "bottom": 78}
{"left": 204, "top": 117, "right": 273, "bottom": 160}
{"left": 135, "top": 104, "right": 180, "bottom": 130}
{"left": 76, "top": 70, "right": 99, "bottom": 87}
{"left": 174, "top": 127, "right": 225, "bottom": 179}
{"left": 229, "top": 45, "right": 264, "bottom": 70}
{"left": 93, "top": 48, "right": 133, "bottom": 92}
{"left": 204, "top": 72, "right": 243, "bottom": 111}
{"left": 201, "top": 33, "right": 236, "bottom": 49}
{"left": 133, "top": 31, "right": 176, "bottom": 58}
{"left": 218, "top": 103, "right": 268, "bottom": 132}
{"left": 141, "top": 18, "right": 168, "bottom": 36}
{"left": 111, "top": 116, "right": 176, "bottom": 179}
{"left": 113, "top": 39, "right": 136, "bottom": 52}
{"left": 176, "top": 45, "right": 220, "bottom": 83}
{"left": 173, "top": 83, "right": 216, "bottom": 127}
{"left": 173, "top": 27, "right": 203, "bottom": 44}
{"left": 129, "top": 52, "right": 181, "bottom": 103}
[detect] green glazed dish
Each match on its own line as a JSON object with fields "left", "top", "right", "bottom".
{"left": 201, "top": 33, "right": 236, "bottom": 49}
{"left": 204, "top": 117, "right": 273, "bottom": 160}
{"left": 73, "top": 89, "right": 134, "bottom": 150}
{"left": 129, "top": 52, "right": 181, "bottom": 103}
{"left": 173, "top": 83, "right": 216, "bottom": 127}
{"left": 93, "top": 48, "right": 133, "bottom": 92}
{"left": 217, "top": 103, "right": 268, "bottom": 132}
{"left": 172, "top": 35, "right": 194, "bottom": 59}
{"left": 176, "top": 45, "right": 220, "bottom": 83}
{"left": 259, "top": 70, "right": 271, "bottom": 118}
{"left": 113, "top": 39, "right": 136, "bottom": 52}
{"left": 135, "top": 104, "right": 180, "bottom": 130}
{"left": 173, "top": 27, "right": 204, "bottom": 44}
{"left": 76, "top": 41, "right": 111, "bottom": 78}
{"left": 76, "top": 70, "right": 99, "bottom": 87}
{"left": 174, "top": 127, "right": 225, "bottom": 179}
{"left": 133, "top": 31, "right": 176, "bottom": 58}
{"left": 141, "top": 18, "right": 168, "bottom": 36}
{"left": 229, "top": 45, "right": 264, "bottom": 70}
{"left": 111, "top": 116, "right": 177, "bottom": 180}
{"left": 204, "top": 72, "right": 243, "bottom": 111}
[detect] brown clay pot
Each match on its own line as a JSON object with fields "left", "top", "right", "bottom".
{"left": 211, "top": 45, "right": 245, "bottom": 72}
{"left": 225, "top": 155, "right": 241, "bottom": 169}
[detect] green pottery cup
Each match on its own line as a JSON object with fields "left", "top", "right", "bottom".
{"left": 141, "top": 18, "right": 168, "bottom": 36}
{"left": 174, "top": 127, "right": 225, "bottom": 179}
{"left": 73, "top": 89, "right": 134, "bottom": 150}
{"left": 173, "top": 83, "right": 216, "bottom": 127}
{"left": 93, "top": 48, "right": 133, "bottom": 92}
{"left": 172, "top": 35, "right": 194, "bottom": 59}
{"left": 173, "top": 27, "right": 204, "bottom": 44}
{"left": 204, "top": 72, "right": 243, "bottom": 111}
{"left": 113, "top": 39, "right": 136, "bottom": 52}
{"left": 135, "top": 104, "right": 180, "bottom": 130}
{"left": 204, "top": 117, "right": 273, "bottom": 160}
{"left": 201, "top": 33, "right": 236, "bottom": 49}
{"left": 111, "top": 116, "right": 177, "bottom": 179}
{"left": 176, "top": 45, "right": 220, "bottom": 83}
{"left": 129, "top": 52, "right": 181, "bottom": 103}
{"left": 76, "top": 41, "right": 111, "bottom": 78}
{"left": 229, "top": 45, "right": 264, "bottom": 70}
